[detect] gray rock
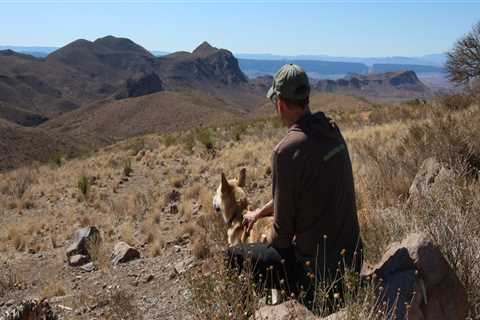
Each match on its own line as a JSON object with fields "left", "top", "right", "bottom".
{"left": 66, "top": 226, "right": 101, "bottom": 258}
{"left": 80, "top": 262, "right": 96, "bottom": 272}
{"left": 409, "top": 157, "right": 451, "bottom": 199}
{"left": 111, "top": 242, "right": 140, "bottom": 265}
{"left": 362, "top": 232, "right": 467, "bottom": 320}
{"left": 68, "top": 254, "right": 90, "bottom": 267}
{"left": 251, "top": 300, "right": 317, "bottom": 320}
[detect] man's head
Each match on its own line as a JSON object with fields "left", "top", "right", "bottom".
{"left": 267, "top": 64, "right": 310, "bottom": 127}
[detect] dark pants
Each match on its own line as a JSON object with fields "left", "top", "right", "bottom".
{"left": 225, "top": 243, "right": 346, "bottom": 310}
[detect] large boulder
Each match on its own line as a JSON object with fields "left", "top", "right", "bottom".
{"left": 66, "top": 226, "right": 101, "bottom": 258}
{"left": 409, "top": 158, "right": 451, "bottom": 199}
{"left": 251, "top": 300, "right": 317, "bottom": 320}
{"left": 111, "top": 242, "right": 140, "bottom": 265}
{"left": 362, "top": 232, "right": 467, "bottom": 320}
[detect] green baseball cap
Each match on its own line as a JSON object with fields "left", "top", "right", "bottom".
{"left": 267, "top": 64, "right": 310, "bottom": 101}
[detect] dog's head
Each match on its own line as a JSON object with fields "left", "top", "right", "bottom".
{"left": 212, "top": 168, "right": 248, "bottom": 223}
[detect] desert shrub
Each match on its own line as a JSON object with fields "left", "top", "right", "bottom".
{"left": 162, "top": 133, "right": 178, "bottom": 147}
{"left": 183, "top": 133, "right": 195, "bottom": 154}
{"left": 7, "top": 168, "right": 34, "bottom": 200}
{"left": 0, "top": 266, "right": 20, "bottom": 297}
{"left": 104, "top": 290, "right": 143, "bottom": 320}
{"left": 196, "top": 127, "right": 215, "bottom": 151}
{"left": 439, "top": 93, "right": 473, "bottom": 111}
{"left": 77, "top": 175, "right": 91, "bottom": 200}
{"left": 126, "top": 138, "right": 145, "bottom": 156}
{"left": 41, "top": 281, "right": 66, "bottom": 298}
{"left": 49, "top": 151, "right": 66, "bottom": 167}
{"left": 123, "top": 158, "right": 133, "bottom": 177}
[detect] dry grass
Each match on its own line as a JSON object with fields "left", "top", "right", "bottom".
{"left": 0, "top": 93, "right": 479, "bottom": 319}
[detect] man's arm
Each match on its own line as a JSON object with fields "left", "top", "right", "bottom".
{"left": 243, "top": 200, "right": 273, "bottom": 230}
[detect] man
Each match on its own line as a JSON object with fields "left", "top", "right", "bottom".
{"left": 226, "top": 64, "right": 363, "bottom": 308}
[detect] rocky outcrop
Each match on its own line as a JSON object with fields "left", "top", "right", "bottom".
{"left": 111, "top": 242, "right": 140, "bottom": 265}
{"left": 362, "top": 232, "right": 467, "bottom": 320}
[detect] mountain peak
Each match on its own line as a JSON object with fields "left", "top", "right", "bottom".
{"left": 94, "top": 35, "right": 153, "bottom": 57}
{"left": 192, "top": 41, "right": 218, "bottom": 57}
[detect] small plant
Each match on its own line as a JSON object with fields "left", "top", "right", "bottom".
{"left": 77, "top": 175, "right": 91, "bottom": 200}
{"left": 123, "top": 158, "right": 133, "bottom": 177}
{"left": 183, "top": 133, "right": 195, "bottom": 154}
{"left": 49, "top": 151, "right": 66, "bottom": 167}
{"left": 163, "top": 134, "right": 178, "bottom": 147}
{"left": 196, "top": 127, "right": 215, "bottom": 151}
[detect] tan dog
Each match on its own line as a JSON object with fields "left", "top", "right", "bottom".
{"left": 212, "top": 168, "right": 273, "bottom": 246}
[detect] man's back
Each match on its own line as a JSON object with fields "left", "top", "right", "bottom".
{"left": 270, "top": 111, "right": 362, "bottom": 275}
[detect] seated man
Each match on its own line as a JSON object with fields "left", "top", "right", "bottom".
{"left": 226, "top": 64, "right": 363, "bottom": 309}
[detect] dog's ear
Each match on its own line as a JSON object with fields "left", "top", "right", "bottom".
{"left": 238, "top": 168, "right": 246, "bottom": 188}
{"left": 221, "top": 172, "right": 231, "bottom": 192}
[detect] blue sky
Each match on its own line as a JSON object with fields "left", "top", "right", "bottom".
{"left": 0, "top": 0, "right": 479, "bottom": 57}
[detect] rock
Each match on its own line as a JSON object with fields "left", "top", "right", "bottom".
{"left": 321, "top": 311, "right": 347, "bottom": 320}
{"left": 69, "top": 254, "right": 90, "bottom": 267}
{"left": 111, "top": 242, "right": 140, "bottom": 265}
{"left": 409, "top": 157, "right": 451, "bottom": 199}
{"left": 2, "top": 299, "right": 58, "bottom": 320}
{"left": 168, "top": 203, "right": 178, "bottom": 214}
{"left": 80, "top": 262, "right": 96, "bottom": 272}
{"left": 251, "top": 300, "right": 317, "bottom": 320}
{"left": 362, "top": 232, "right": 467, "bottom": 320}
{"left": 66, "top": 226, "right": 101, "bottom": 258}
{"left": 174, "top": 257, "right": 195, "bottom": 275}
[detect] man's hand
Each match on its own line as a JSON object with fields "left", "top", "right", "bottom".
{"left": 243, "top": 209, "right": 260, "bottom": 232}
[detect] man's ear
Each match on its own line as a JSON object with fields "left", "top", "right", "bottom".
{"left": 238, "top": 168, "right": 246, "bottom": 188}
{"left": 221, "top": 172, "right": 231, "bottom": 192}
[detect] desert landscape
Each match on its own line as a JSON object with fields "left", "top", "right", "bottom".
{"left": 1, "top": 4, "right": 480, "bottom": 319}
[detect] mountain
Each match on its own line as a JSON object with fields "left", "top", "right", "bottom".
{"left": 315, "top": 71, "right": 432, "bottom": 99}
{"left": 41, "top": 90, "right": 250, "bottom": 147}
{"left": 0, "top": 37, "right": 261, "bottom": 126}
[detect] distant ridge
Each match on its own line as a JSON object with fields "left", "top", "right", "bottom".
{"left": 315, "top": 70, "right": 432, "bottom": 99}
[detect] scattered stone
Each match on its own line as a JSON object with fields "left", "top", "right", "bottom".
{"left": 111, "top": 242, "right": 140, "bottom": 265}
{"left": 362, "top": 232, "right": 467, "bottom": 320}
{"left": 66, "top": 226, "right": 101, "bottom": 258}
{"left": 251, "top": 300, "right": 317, "bottom": 320}
{"left": 69, "top": 254, "right": 90, "bottom": 267}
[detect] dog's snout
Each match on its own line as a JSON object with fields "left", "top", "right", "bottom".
{"left": 214, "top": 206, "right": 221, "bottom": 213}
